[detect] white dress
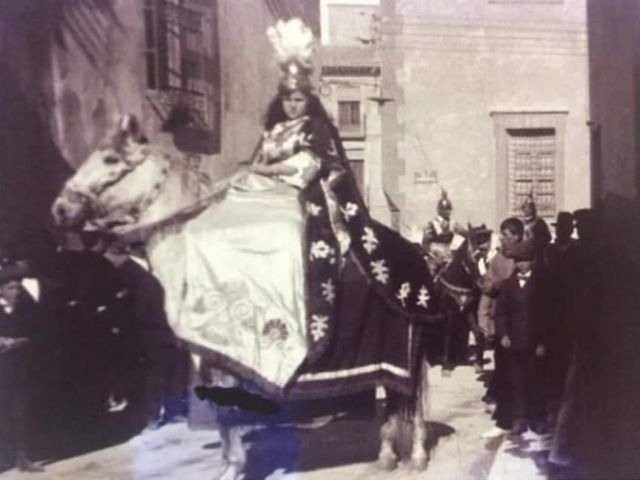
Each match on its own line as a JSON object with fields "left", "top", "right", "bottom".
{"left": 175, "top": 117, "right": 320, "bottom": 390}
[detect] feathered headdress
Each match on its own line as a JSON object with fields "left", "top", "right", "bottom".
{"left": 267, "top": 18, "right": 316, "bottom": 92}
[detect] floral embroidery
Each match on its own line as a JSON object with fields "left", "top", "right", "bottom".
{"left": 396, "top": 282, "right": 411, "bottom": 307}
{"left": 310, "top": 314, "right": 330, "bottom": 342}
{"left": 228, "top": 298, "right": 256, "bottom": 328}
{"left": 321, "top": 279, "right": 336, "bottom": 304}
{"left": 262, "top": 319, "right": 289, "bottom": 342}
{"left": 417, "top": 286, "right": 431, "bottom": 308}
{"left": 371, "top": 259, "right": 390, "bottom": 284}
{"left": 193, "top": 289, "right": 228, "bottom": 317}
{"left": 306, "top": 202, "right": 322, "bottom": 216}
{"left": 362, "top": 227, "right": 379, "bottom": 254}
{"left": 341, "top": 202, "right": 359, "bottom": 220}
{"left": 310, "top": 240, "right": 331, "bottom": 260}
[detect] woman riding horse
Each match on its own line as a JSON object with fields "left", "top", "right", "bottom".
{"left": 52, "top": 19, "right": 438, "bottom": 480}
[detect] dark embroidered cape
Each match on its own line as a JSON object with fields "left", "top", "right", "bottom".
{"left": 294, "top": 118, "right": 438, "bottom": 365}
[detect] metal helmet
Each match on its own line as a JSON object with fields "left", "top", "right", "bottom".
{"left": 437, "top": 189, "right": 453, "bottom": 215}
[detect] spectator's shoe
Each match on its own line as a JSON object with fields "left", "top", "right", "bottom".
{"left": 522, "top": 428, "right": 545, "bottom": 441}
{"left": 526, "top": 434, "right": 552, "bottom": 452}
{"left": 481, "top": 426, "right": 509, "bottom": 439}
{"left": 509, "top": 420, "right": 528, "bottom": 436}
{"left": 484, "top": 403, "right": 496, "bottom": 415}
{"left": 145, "top": 418, "right": 162, "bottom": 432}
{"left": 107, "top": 395, "right": 129, "bottom": 413}
{"left": 16, "top": 453, "right": 44, "bottom": 473}
{"left": 165, "top": 414, "right": 188, "bottom": 425}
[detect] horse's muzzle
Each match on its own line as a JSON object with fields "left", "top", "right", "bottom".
{"left": 51, "top": 190, "right": 90, "bottom": 228}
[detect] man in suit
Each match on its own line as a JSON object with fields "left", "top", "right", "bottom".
{"left": 0, "top": 263, "right": 44, "bottom": 472}
{"left": 103, "top": 243, "right": 189, "bottom": 430}
{"left": 479, "top": 217, "right": 524, "bottom": 439}
{"left": 545, "top": 212, "right": 578, "bottom": 423}
{"left": 495, "top": 240, "right": 549, "bottom": 437}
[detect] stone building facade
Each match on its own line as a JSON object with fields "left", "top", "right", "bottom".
{"left": 0, "top": 0, "right": 319, "bottom": 250}
{"left": 321, "top": 0, "right": 591, "bottom": 239}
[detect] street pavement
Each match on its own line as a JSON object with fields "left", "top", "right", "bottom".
{"left": 0, "top": 364, "right": 551, "bottom": 479}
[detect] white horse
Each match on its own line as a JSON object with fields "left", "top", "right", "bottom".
{"left": 52, "top": 115, "right": 431, "bottom": 480}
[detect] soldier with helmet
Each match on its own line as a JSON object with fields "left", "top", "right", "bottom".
{"left": 422, "top": 189, "right": 466, "bottom": 275}
{"left": 520, "top": 191, "right": 552, "bottom": 256}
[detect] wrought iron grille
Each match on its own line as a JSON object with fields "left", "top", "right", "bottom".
{"left": 144, "top": 0, "right": 220, "bottom": 136}
{"left": 507, "top": 128, "right": 557, "bottom": 220}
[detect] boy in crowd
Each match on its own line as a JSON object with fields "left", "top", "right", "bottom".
{"left": 0, "top": 263, "right": 44, "bottom": 472}
{"left": 479, "top": 217, "right": 523, "bottom": 439}
{"left": 495, "top": 241, "right": 549, "bottom": 438}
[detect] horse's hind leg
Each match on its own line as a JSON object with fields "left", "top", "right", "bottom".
{"left": 410, "top": 398, "right": 428, "bottom": 470}
{"left": 411, "top": 360, "right": 429, "bottom": 471}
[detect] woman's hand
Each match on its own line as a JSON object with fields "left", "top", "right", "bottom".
{"left": 271, "top": 164, "right": 298, "bottom": 176}
{"left": 249, "top": 163, "right": 297, "bottom": 177}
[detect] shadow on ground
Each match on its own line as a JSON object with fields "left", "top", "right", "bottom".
{"left": 240, "top": 411, "right": 455, "bottom": 480}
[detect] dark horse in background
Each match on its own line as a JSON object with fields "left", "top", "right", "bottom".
{"left": 424, "top": 226, "right": 492, "bottom": 376}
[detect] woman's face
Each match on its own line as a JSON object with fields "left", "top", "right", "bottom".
{"left": 282, "top": 90, "right": 309, "bottom": 120}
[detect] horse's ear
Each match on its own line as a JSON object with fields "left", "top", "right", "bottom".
{"left": 113, "top": 114, "right": 146, "bottom": 148}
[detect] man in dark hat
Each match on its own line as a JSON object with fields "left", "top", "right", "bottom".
{"left": 495, "top": 240, "right": 550, "bottom": 440}
{"left": 0, "top": 264, "right": 44, "bottom": 472}
{"left": 545, "top": 211, "right": 578, "bottom": 424}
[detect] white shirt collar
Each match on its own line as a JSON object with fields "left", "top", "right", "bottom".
{"left": 0, "top": 297, "right": 14, "bottom": 314}
{"left": 22, "top": 278, "right": 40, "bottom": 302}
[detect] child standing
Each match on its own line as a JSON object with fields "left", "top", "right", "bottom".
{"left": 495, "top": 241, "right": 549, "bottom": 437}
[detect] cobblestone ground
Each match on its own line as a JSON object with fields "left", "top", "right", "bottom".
{"left": 0, "top": 364, "right": 546, "bottom": 480}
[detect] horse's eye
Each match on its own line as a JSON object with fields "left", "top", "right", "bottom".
{"left": 104, "top": 155, "right": 120, "bottom": 165}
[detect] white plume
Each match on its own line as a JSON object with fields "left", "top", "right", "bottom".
{"left": 267, "top": 18, "right": 315, "bottom": 69}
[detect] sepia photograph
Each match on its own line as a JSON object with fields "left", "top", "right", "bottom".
{"left": 0, "top": 0, "right": 639, "bottom": 479}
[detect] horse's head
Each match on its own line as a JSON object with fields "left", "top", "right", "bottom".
{"left": 52, "top": 115, "right": 175, "bottom": 232}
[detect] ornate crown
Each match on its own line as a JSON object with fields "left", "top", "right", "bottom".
{"left": 267, "top": 18, "right": 315, "bottom": 92}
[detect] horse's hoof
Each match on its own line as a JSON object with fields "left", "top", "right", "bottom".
{"left": 376, "top": 455, "right": 398, "bottom": 472}
{"left": 214, "top": 463, "right": 245, "bottom": 480}
{"left": 411, "top": 455, "right": 429, "bottom": 471}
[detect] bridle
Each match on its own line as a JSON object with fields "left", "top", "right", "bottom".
{"left": 65, "top": 145, "right": 171, "bottom": 228}
{"left": 436, "top": 234, "right": 488, "bottom": 309}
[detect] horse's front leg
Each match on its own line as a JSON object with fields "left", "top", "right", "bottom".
{"left": 204, "top": 370, "right": 246, "bottom": 480}
{"left": 214, "top": 415, "right": 247, "bottom": 480}
{"left": 377, "top": 411, "right": 400, "bottom": 471}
